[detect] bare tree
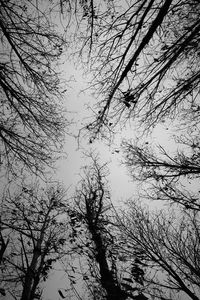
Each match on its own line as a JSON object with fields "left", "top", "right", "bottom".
{"left": 118, "top": 200, "right": 200, "bottom": 300}
{"left": 65, "top": 0, "right": 200, "bottom": 139}
{"left": 0, "top": 0, "right": 68, "bottom": 177}
{"left": 0, "top": 182, "right": 68, "bottom": 300}
{"left": 122, "top": 132, "right": 200, "bottom": 211}
{"left": 65, "top": 155, "right": 149, "bottom": 300}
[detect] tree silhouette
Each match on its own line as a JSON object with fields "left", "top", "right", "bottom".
{"left": 0, "top": 0, "right": 67, "bottom": 177}
{"left": 66, "top": 0, "right": 200, "bottom": 139}
{"left": 119, "top": 200, "right": 200, "bottom": 300}
{"left": 122, "top": 132, "right": 200, "bottom": 211}
{"left": 0, "top": 182, "right": 68, "bottom": 300}
{"left": 66, "top": 155, "right": 149, "bottom": 300}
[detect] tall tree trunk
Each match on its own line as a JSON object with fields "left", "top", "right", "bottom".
{"left": 20, "top": 247, "right": 41, "bottom": 300}
{"left": 0, "top": 233, "right": 8, "bottom": 265}
{"left": 88, "top": 222, "right": 127, "bottom": 300}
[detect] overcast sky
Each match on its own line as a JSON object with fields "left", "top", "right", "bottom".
{"left": 54, "top": 59, "right": 174, "bottom": 209}
{"left": 39, "top": 55, "right": 176, "bottom": 299}
{"left": 41, "top": 9, "right": 181, "bottom": 298}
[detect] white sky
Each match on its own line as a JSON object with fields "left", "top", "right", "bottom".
{"left": 54, "top": 59, "right": 175, "bottom": 207}
{"left": 54, "top": 61, "right": 136, "bottom": 201}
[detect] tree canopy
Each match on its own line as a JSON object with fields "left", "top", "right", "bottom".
{"left": 0, "top": 0, "right": 67, "bottom": 177}
{"left": 0, "top": 181, "right": 68, "bottom": 300}
{"left": 66, "top": 0, "right": 200, "bottom": 140}
{"left": 1, "top": 0, "right": 200, "bottom": 299}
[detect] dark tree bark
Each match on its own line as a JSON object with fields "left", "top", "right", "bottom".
{"left": 0, "top": 232, "right": 9, "bottom": 265}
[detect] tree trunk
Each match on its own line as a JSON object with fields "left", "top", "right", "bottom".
{"left": 89, "top": 222, "right": 127, "bottom": 300}
{"left": 20, "top": 247, "right": 41, "bottom": 300}
{"left": 0, "top": 233, "right": 8, "bottom": 265}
